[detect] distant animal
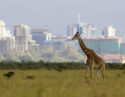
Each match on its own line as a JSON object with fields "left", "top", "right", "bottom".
{"left": 72, "top": 32, "right": 105, "bottom": 80}
{"left": 8, "top": 72, "right": 15, "bottom": 75}
{"left": 26, "top": 75, "right": 35, "bottom": 79}
{"left": 3, "top": 71, "right": 15, "bottom": 79}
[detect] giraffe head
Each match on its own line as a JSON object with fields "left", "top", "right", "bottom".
{"left": 72, "top": 32, "right": 80, "bottom": 40}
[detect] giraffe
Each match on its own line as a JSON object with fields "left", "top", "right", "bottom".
{"left": 72, "top": 32, "right": 105, "bottom": 80}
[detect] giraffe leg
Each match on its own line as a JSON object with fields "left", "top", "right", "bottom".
{"left": 101, "top": 65, "right": 105, "bottom": 79}
{"left": 89, "top": 65, "right": 94, "bottom": 79}
{"left": 96, "top": 65, "right": 102, "bottom": 78}
{"left": 96, "top": 69, "right": 100, "bottom": 78}
{"left": 85, "top": 65, "right": 89, "bottom": 80}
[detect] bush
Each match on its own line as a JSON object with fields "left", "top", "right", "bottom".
{"left": 106, "top": 63, "right": 123, "bottom": 69}
{"left": 0, "top": 61, "right": 124, "bottom": 70}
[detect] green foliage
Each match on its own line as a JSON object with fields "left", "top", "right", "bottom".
{"left": 0, "top": 61, "right": 125, "bottom": 70}
{"left": 19, "top": 55, "right": 33, "bottom": 62}
{"left": 59, "top": 46, "right": 85, "bottom": 62}
{"left": 0, "top": 61, "right": 85, "bottom": 70}
{"left": 0, "top": 53, "right": 5, "bottom": 61}
{"left": 0, "top": 45, "right": 86, "bottom": 62}
{"left": 106, "top": 63, "right": 123, "bottom": 69}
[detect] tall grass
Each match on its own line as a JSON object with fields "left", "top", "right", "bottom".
{"left": 0, "top": 70, "right": 125, "bottom": 97}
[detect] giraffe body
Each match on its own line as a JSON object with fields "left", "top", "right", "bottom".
{"left": 72, "top": 32, "right": 105, "bottom": 79}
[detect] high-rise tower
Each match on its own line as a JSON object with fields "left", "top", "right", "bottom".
{"left": 77, "top": 13, "right": 83, "bottom": 34}
{"left": 14, "top": 24, "right": 30, "bottom": 52}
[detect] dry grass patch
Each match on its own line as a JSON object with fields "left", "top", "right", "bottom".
{"left": 0, "top": 70, "right": 124, "bottom": 97}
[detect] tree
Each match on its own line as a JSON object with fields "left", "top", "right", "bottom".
{"left": 3, "top": 50, "right": 20, "bottom": 61}
{"left": 59, "top": 46, "right": 85, "bottom": 62}
{"left": 0, "top": 53, "right": 5, "bottom": 61}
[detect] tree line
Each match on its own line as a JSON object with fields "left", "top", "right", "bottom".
{"left": 0, "top": 60, "right": 125, "bottom": 70}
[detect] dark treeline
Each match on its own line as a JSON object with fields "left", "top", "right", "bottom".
{"left": 0, "top": 60, "right": 125, "bottom": 70}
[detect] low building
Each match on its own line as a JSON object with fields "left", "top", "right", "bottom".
{"left": 52, "top": 35, "right": 74, "bottom": 52}
{"left": 103, "top": 54, "right": 125, "bottom": 63}
{"left": 120, "top": 43, "right": 125, "bottom": 55}
{"left": 52, "top": 35, "right": 67, "bottom": 52}
{"left": 81, "top": 36, "right": 121, "bottom": 54}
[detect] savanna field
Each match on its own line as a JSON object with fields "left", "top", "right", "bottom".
{"left": 0, "top": 69, "right": 125, "bottom": 97}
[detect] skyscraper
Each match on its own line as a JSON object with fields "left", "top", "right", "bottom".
{"left": 0, "top": 20, "right": 15, "bottom": 53}
{"left": 14, "top": 24, "right": 30, "bottom": 52}
{"left": 76, "top": 13, "right": 83, "bottom": 34}
{"left": 0, "top": 20, "right": 12, "bottom": 38}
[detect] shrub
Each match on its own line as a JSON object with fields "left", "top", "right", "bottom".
{"left": 0, "top": 60, "right": 124, "bottom": 70}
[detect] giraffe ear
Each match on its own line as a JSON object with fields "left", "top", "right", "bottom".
{"left": 76, "top": 32, "right": 79, "bottom": 34}
{"left": 76, "top": 32, "right": 81, "bottom": 36}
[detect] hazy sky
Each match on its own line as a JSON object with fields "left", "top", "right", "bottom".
{"left": 0, "top": 0, "right": 125, "bottom": 35}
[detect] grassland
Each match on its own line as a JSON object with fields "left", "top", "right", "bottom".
{"left": 0, "top": 69, "right": 125, "bottom": 97}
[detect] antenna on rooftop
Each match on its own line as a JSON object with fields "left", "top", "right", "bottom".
{"left": 77, "top": 13, "right": 82, "bottom": 35}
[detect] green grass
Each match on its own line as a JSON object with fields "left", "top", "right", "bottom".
{"left": 0, "top": 69, "right": 125, "bottom": 97}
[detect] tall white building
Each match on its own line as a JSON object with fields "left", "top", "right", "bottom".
{"left": 0, "top": 20, "right": 15, "bottom": 53}
{"left": 102, "top": 26, "right": 116, "bottom": 37}
{"left": 43, "top": 26, "right": 52, "bottom": 41}
{"left": 0, "top": 20, "right": 12, "bottom": 38}
{"left": 14, "top": 24, "right": 30, "bottom": 52}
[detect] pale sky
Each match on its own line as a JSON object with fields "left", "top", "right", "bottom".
{"left": 0, "top": 0, "right": 125, "bottom": 35}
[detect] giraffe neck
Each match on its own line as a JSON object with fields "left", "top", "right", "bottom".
{"left": 77, "top": 37, "right": 89, "bottom": 56}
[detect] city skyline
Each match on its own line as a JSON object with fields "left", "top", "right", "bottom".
{"left": 0, "top": 0, "right": 125, "bottom": 35}
{"left": 0, "top": 18, "right": 122, "bottom": 37}
{"left": 1, "top": 20, "right": 125, "bottom": 62}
